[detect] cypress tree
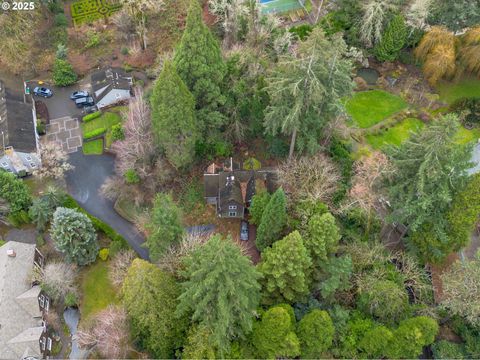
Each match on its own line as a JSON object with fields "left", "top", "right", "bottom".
{"left": 174, "top": 0, "right": 227, "bottom": 133}
{"left": 258, "top": 231, "right": 312, "bottom": 304}
{"left": 256, "top": 188, "right": 287, "bottom": 251}
{"left": 374, "top": 15, "right": 407, "bottom": 62}
{"left": 305, "top": 212, "right": 341, "bottom": 267}
{"left": 150, "top": 61, "right": 199, "bottom": 169}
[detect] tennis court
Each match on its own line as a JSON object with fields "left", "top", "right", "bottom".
{"left": 259, "top": 0, "right": 304, "bottom": 14}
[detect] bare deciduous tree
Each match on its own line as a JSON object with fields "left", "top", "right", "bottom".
{"left": 112, "top": 87, "right": 155, "bottom": 179}
{"left": 209, "top": 0, "right": 249, "bottom": 48}
{"left": 277, "top": 154, "right": 341, "bottom": 204}
{"left": 77, "top": 305, "right": 132, "bottom": 358}
{"left": 405, "top": 0, "right": 433, "bottom": 30}
{"left": 158, "top": 230, "right": 212, "bottom": 274}
{"left": 108, "top": 250, "right": 136, "bottom": 288}
{"left": 347, "top": 151, "right": 391, "bottom": 213}
{"left": 34, "top": 141, "right": 74, "bottom": 180}
{"left": 359, "top": 0, "right": 396, "bottom": 47}
{"left": 32, "top": 261, "right": 78, "bottom": 301}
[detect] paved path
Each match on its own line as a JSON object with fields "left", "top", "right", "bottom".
{"left": 45, "top": 116, "right": 82, "bottom": 153}
{"left": 65, "top": 152, "right": 149, "bottom": 260}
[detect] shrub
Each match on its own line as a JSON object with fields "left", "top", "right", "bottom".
{"left": 55, "top": 43, "right": 68, "bottom": 59}
{"left": 450, "top": 97, "right": 480, "bottom": 124}
{"left": 99, "top": 248, "right": 109, "bottom": 261}
{"left": 36, "top": 122, "right": 46, "bottom": 135}
{"left": 53, "top": 58, "right": 77, "bottom": 86}
{"left": 374, "top": 15, "right": 407, "bottom": 62}
{"left": 7, "top": 210, "right": 30, "bottom": 227}
{"left": 297, "top": 309, "right": 334, "bottom": 358}
{"left": 64, "top": 291, "right": 78, "bottom": 307}
{"left": 214, "top": 140, "right": 232, "bottom": 157}
{"left": 0, "top": 171, "right": 32, "bottom": 214}
{"left": 110, "top": 123, "right": 125, "bottom": 141}
{"left": 84, "top": 31, "right": 101, "bottom": 49}
{"left": 54, "top": 13, "right": 68, "bottom": 27}
{"left": 267, "top": 136, "right": 289, "bottom": 158}
{"left": 289, "top": 24, "right": 313, "bottom": 40}
{"left": 432, "top": 340, "right": 466, "bottom": 359}
{"left": 243, "top": 157, "right": 261, "bottom": 170}
{"left": 82, "top": 111, "right": 102, "bottom": 122}
{"left": 83, "top": 127, "right": 106, "bottom": 140}
{"left": 124, "top": 169, "right": 140, "bottom": 184}
{"left": 120, "top": 47, "right": 129, "bottom": 55}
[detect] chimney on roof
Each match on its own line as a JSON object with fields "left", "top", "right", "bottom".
{"left": 7, "top": 249, "right": 16, "bottom": 257}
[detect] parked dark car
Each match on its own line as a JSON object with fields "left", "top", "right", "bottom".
{"left": 240, "top": 220, "right": 249, "bottom": 241}
{"left": 83, "top": 105, "right": 98, "bottom": 114}
{"left": 75, "top": 96, "right": 95, "bottom": 108}
{"left": 70, "top": 90, "right": 89, "bottom": 100}
{"left": 33, "top": 87, "right": 53, "bottom": 98}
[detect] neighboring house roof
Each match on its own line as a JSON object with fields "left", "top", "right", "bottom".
{"left": 91, "top": 68, "right": 133, "bottom": 108}
{"left": 0, "top": 80, "right": 37, "bottom": 153}
{"left": 0, "top": 147, "right": 41, "bottom": 176}
{"left": 0, "top": 241, "right": 43, "bottom": 359}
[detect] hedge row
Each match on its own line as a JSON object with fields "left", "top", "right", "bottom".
{"left": 82, "top": 111, "right": 102, "bottom": 122}
{"left": 62, "top": 194, "right": 131, "bottom": 255}
{"left": 83, "top": 127, "right": 106, "bottom": 140}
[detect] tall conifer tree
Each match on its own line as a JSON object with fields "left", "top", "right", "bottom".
{"left": 256, "top": 188, "right": 287, "bottom": 251}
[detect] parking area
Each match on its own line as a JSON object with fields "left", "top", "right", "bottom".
{"left": 28, "top": 80, "right": 91, "bottom": 120}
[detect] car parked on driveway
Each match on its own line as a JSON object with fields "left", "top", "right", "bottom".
{"left": 33, "top": 87, "right": 53, "bottom": 98}
{"left": 70, "top": 90, "right": 89, "bottom": 100}
{"left": 75, "top": 96, "right": 95, "bottom": 108}
{"left": 240, "top": 220, "right": 249, "bottom": 241}
{"left": 83, "top": 105, "right": 98, "bottom": 114}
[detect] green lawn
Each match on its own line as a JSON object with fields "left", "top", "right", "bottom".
{"left": 346, "top": 90, "right": 408, "bottom": 128}
{"left": 83, "top": 139, "right": 104, "bottom": 155}
{"left": 454, "top": 126, "right": 480, "bottom": 145}
{"left": 437, "top": 78, "right": 480, "bottom": 104}
{"left": 80, "top": 260, "right": 118, "bottom": 322}
{"left": 81, "top": 111, "right": 121, "bottom": 134}
{"left": 366, "top": 118, "right": 425, "bottom": 149}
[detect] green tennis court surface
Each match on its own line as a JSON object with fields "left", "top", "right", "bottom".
{"left": 259, "top": 0, "right": 303, "bottom": 14}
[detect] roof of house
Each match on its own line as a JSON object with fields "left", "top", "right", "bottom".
{"left": 0, "top": 80, "right": 37, "bottom": 153}
{"left": 91, "top": 67, "right": 133, "bottom": 103}
{"left": 218, "top": 171, "right": 256, "bottom": 210}
{"left": 0, "top": 241, "right": 43, "bottom": 359}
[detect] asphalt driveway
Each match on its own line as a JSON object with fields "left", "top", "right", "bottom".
{"left": 65, "top": 152, "right": 149, "bottom": 259}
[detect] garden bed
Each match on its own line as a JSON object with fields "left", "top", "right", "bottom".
{"left": 346, "top": 90, "right": 408, "bottom": 128}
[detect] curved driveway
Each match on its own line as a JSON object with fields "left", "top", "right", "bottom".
{"left": 65, "top": 152, "right": 149, "bottom": 260}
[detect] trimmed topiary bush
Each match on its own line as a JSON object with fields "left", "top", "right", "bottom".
{"left": 83, "top": 127, "right": 107, "bottom": 140}
{"left": 82, "top": 111, "right": 102, "bottom": 122}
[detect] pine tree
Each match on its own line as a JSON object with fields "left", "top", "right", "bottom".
{"left": 144, "top": 193, "right": 184, "bottom": 261}
{"left": 174, "top": 0, "right": 226, "bottom": 134}
{"left": 258, "top": 231, "right": 312, "bottom": 304}
{"left": 176, "top": 235, "right": 261, "bottom": 355}
{"left": 249, "top": 191, "right": 271, "bottom": 226}
{"left": 252, "top": 305, "right": 300, "bottom": 359}
{"left": 256, "top": 188, "right": 287, "bottom": 251}
{"left": 122, "top": 259, "right": 187, "bottom": 358}
{"left": 305, "top": 212, "right": 341, "bottom": 267}
{"left": 50, "top": 207, "right": 98, "bottom": 266}
{"left": 374, "top": 15, "right": 408, "bottom": 61}
{"left": 297, "top": 309, "right": 335, "bottom": 358}
{"left": 150, "top": 61, "right": 198, "bottom": 169}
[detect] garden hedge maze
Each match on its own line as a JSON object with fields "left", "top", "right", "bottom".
{"left": 71, "top": 0, "right": 122, "bottom": 26}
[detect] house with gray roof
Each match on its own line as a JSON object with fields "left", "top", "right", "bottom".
{"left": 0, "top": 80, "right": 41, "bottom": 176}
{"left": 204, "top": 158, "right": 277, "bottom": 219}
{"left": 91, "top": 67, "right": 133, "bottom": 109}
{"left": 0, "top": 241, "right": 52, "bottom": 359}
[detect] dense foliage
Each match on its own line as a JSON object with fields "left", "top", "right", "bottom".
{"left": 0, "top": 171, "right": 32, "bottom": 215}
{"left": 255, "top": 188, "right": 287, "bottom": 251}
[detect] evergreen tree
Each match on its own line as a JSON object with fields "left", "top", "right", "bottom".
{"left": 374, "top": 15, "right": 407, "bottom": 61}
{"left": 174, "top": 0, "right": 226, "bottom": 134}
{"left": 305, "top": 212, "right": 341, "bottom": 267}
{"left": 50, "top": 207, "right": 98, "bottom": 266}
{"left": 297, "top": 309, "right": 335, "bottom": 358}
{"left": 177, "top": 235, "right": 261, "bottom": 354}
{"left": 256, "top": 188, "right": 287, "bottom": 251}
{"left": 252, "top": 305, "right": 301, "bottom": 359}
{"left": 182, "top": 325, "right": 217, "bottom": 359}
{"left": 249, "top": 191, "right": 271, "bottom": 226}
{"left": 144, "top": 193, "right": 184, "bottom": 261}
{"left": 258, "top": 231, "right": 312, "bottom": 304}
{"left": 386, "top": 114, "right": 471, "bottom": 254}
{"left": 264, "top": 28, "right": 354, "bottom": 158}
{"left": 122, "top": 259, "right": 187, "bottom": 358}
{"left": 150, "top": 61, "right": 199, "bottom": 169}
{"left": 52, "top": 58, "right": 77, "bottom": 86}
{"left": 358, "top": 326, "right": 394, "bottom": 358}
{"left": 0, "top": 171, "right": 31, "bottom": 214}
{"left": 29, "top": 198, "right": 52, "bottom": 232}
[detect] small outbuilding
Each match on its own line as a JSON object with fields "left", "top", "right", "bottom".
{"left": 91, "top": 67, "right": 133, "bottom": 109}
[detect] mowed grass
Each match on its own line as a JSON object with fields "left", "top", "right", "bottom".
{"left": 346, "top": 90, "right": 408, "bottom": 128}
{"left": 454, "top": 126, "right": 480, "bottom": 145}
{"left": 366, "top": 118, "right": 425, "bottom": 149}
{"left": 437, "top": 78, "right": 480, "bottom": 104}
{"left": 83, "top": 139, "right": 104, "bottom": 155}
{"left": 80, "top": 260, "right": 118, "bottom": 322}
{"left": 81, "top": 111, "right": 121, "bottom": 134}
